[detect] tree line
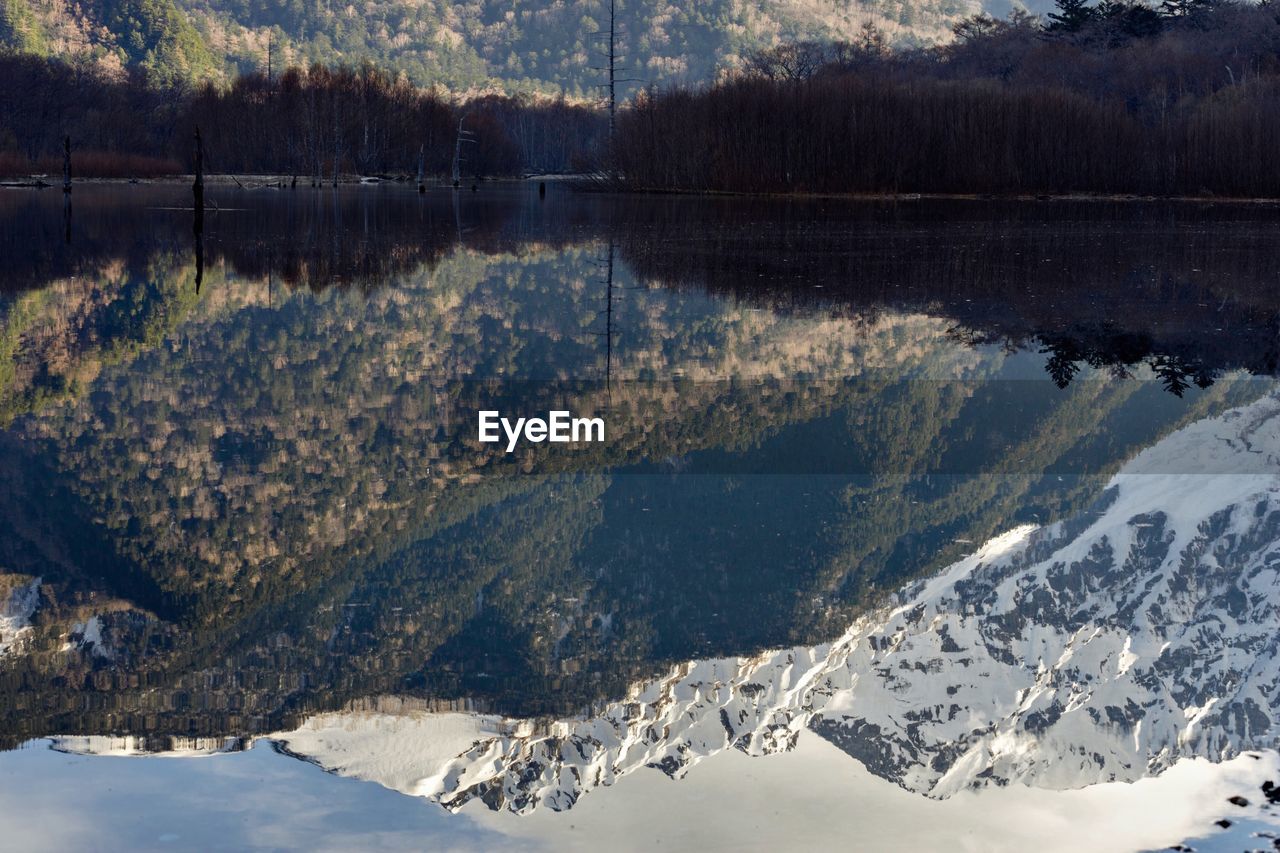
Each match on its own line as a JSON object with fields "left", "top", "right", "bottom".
{"left": 5, "top": 0, "right": 1280, "bottom": 193}
{"left": 614, "top": 2, "right": 1280, "bottom": 195}
{"left": 0, "top": 54, "right": 606, "bottom": 179}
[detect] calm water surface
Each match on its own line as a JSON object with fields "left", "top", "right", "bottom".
{"left": 1, "top": 185, "right": 1279, "bottom": 851}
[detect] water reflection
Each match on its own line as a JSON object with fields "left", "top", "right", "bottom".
{"left": 0, "top": 188, "right": 1278, "bottom": 827}
{"left": 266, "top": 390, "right": 1280, "bottom": 815}
{"left": 4, "top": 187, "right": 1279, "bottom": 394}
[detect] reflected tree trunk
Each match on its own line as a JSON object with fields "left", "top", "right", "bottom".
{"left": 193, "top": 127, "right": 205, "bottom": 294}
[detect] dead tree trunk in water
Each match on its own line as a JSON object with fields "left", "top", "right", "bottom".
{"left": 193, "top": 127, "right": 205, "bottom": 294}
{"left": 193, "top": 127, "right": 205, "bottom": 213}
{"left": 590, "top": 0, "right": 631, "bottom": 179}
{"left": 195, "top": 217, "right": 205, "bottom": 294}
{"left": 417, "top": 144, "right": 425, "bottom": 193}
{"left": 608, "top": 0, "right": 616, "bottom": 155}
{"left": 452, "top": 117, "right": 475, "bottom": 188}
{"left": 332, "top": 119, "right": 341, "bottom": 187}
{"left": 62, "top": 136, "right": 71, "bottom": 194}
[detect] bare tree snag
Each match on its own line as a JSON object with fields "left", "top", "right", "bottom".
{"left": 193, "top": 125, "right": 205, "bottom": 295}
{"left": 193, "top": 127, "right": 204, "bottom": 212}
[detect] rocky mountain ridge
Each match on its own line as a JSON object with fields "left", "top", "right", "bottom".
{"left": 268, "top": 387, "right": 1280, "bottom": 813}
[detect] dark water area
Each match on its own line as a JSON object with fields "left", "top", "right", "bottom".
{"left": 0, "top": 184, "right": 1278, "bottom": 849}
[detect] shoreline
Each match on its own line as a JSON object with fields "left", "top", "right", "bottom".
{"left": 4, "top": 175, "right": 1280, "bottom": 205}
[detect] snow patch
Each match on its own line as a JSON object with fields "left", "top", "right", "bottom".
{"left": 0, "top": 577, "right": 40, "bottom": 657}
{"left": 271, "top": 711, "right": 509, "bottom": 799}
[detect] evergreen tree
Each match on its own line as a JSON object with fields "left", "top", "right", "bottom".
{"left": 1047, "top": 0, "right": 1096, "bottom": 31}
{"left": 1097, "top": 0, "right": 1163, "bottom": 41}
{"left": 0, "top": 0, "right": 47, "bottom": 54}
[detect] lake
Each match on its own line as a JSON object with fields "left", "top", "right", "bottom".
{"left": 1, "top": 184, "right": 1279, "bottom": 851}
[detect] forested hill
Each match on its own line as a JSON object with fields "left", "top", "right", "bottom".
{"left": 0, "top": 0, "right": 980, "bottom": 93}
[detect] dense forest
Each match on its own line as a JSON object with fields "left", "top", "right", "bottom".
{"left": 0, "top": 55, "right": 607, "bottom": 178}
{"left": 5, "top": 0, "right": 1280, "bottom": 193}
{"left": 616, "top": 2, "right": 1280, "bottom": 194}
{"left": 0, "top": 0, "right": 965, "bottom": 94}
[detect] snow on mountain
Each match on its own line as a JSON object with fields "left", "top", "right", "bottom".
{"left": 0, "top": 577, "right": 39, "bottom": 658}
{"left": 273, "top": 712, "right": 513, "bottom": 797}
{"left": 61, "top": 616, "right": 116, "bottom": 661}
{"left": 269, "top": 386, "right": 1280, "bottom": 815}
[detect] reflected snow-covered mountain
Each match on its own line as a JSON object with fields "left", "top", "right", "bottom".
{"left": 268, "top": 388, "right": 1280, "bottom": 813}
{"left": 0, "top": 577, "right": 39, "bottom": 658}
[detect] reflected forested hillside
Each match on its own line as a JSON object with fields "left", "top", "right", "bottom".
{"left": 0, "top": 187, "right": 1275, "bottom": 748}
